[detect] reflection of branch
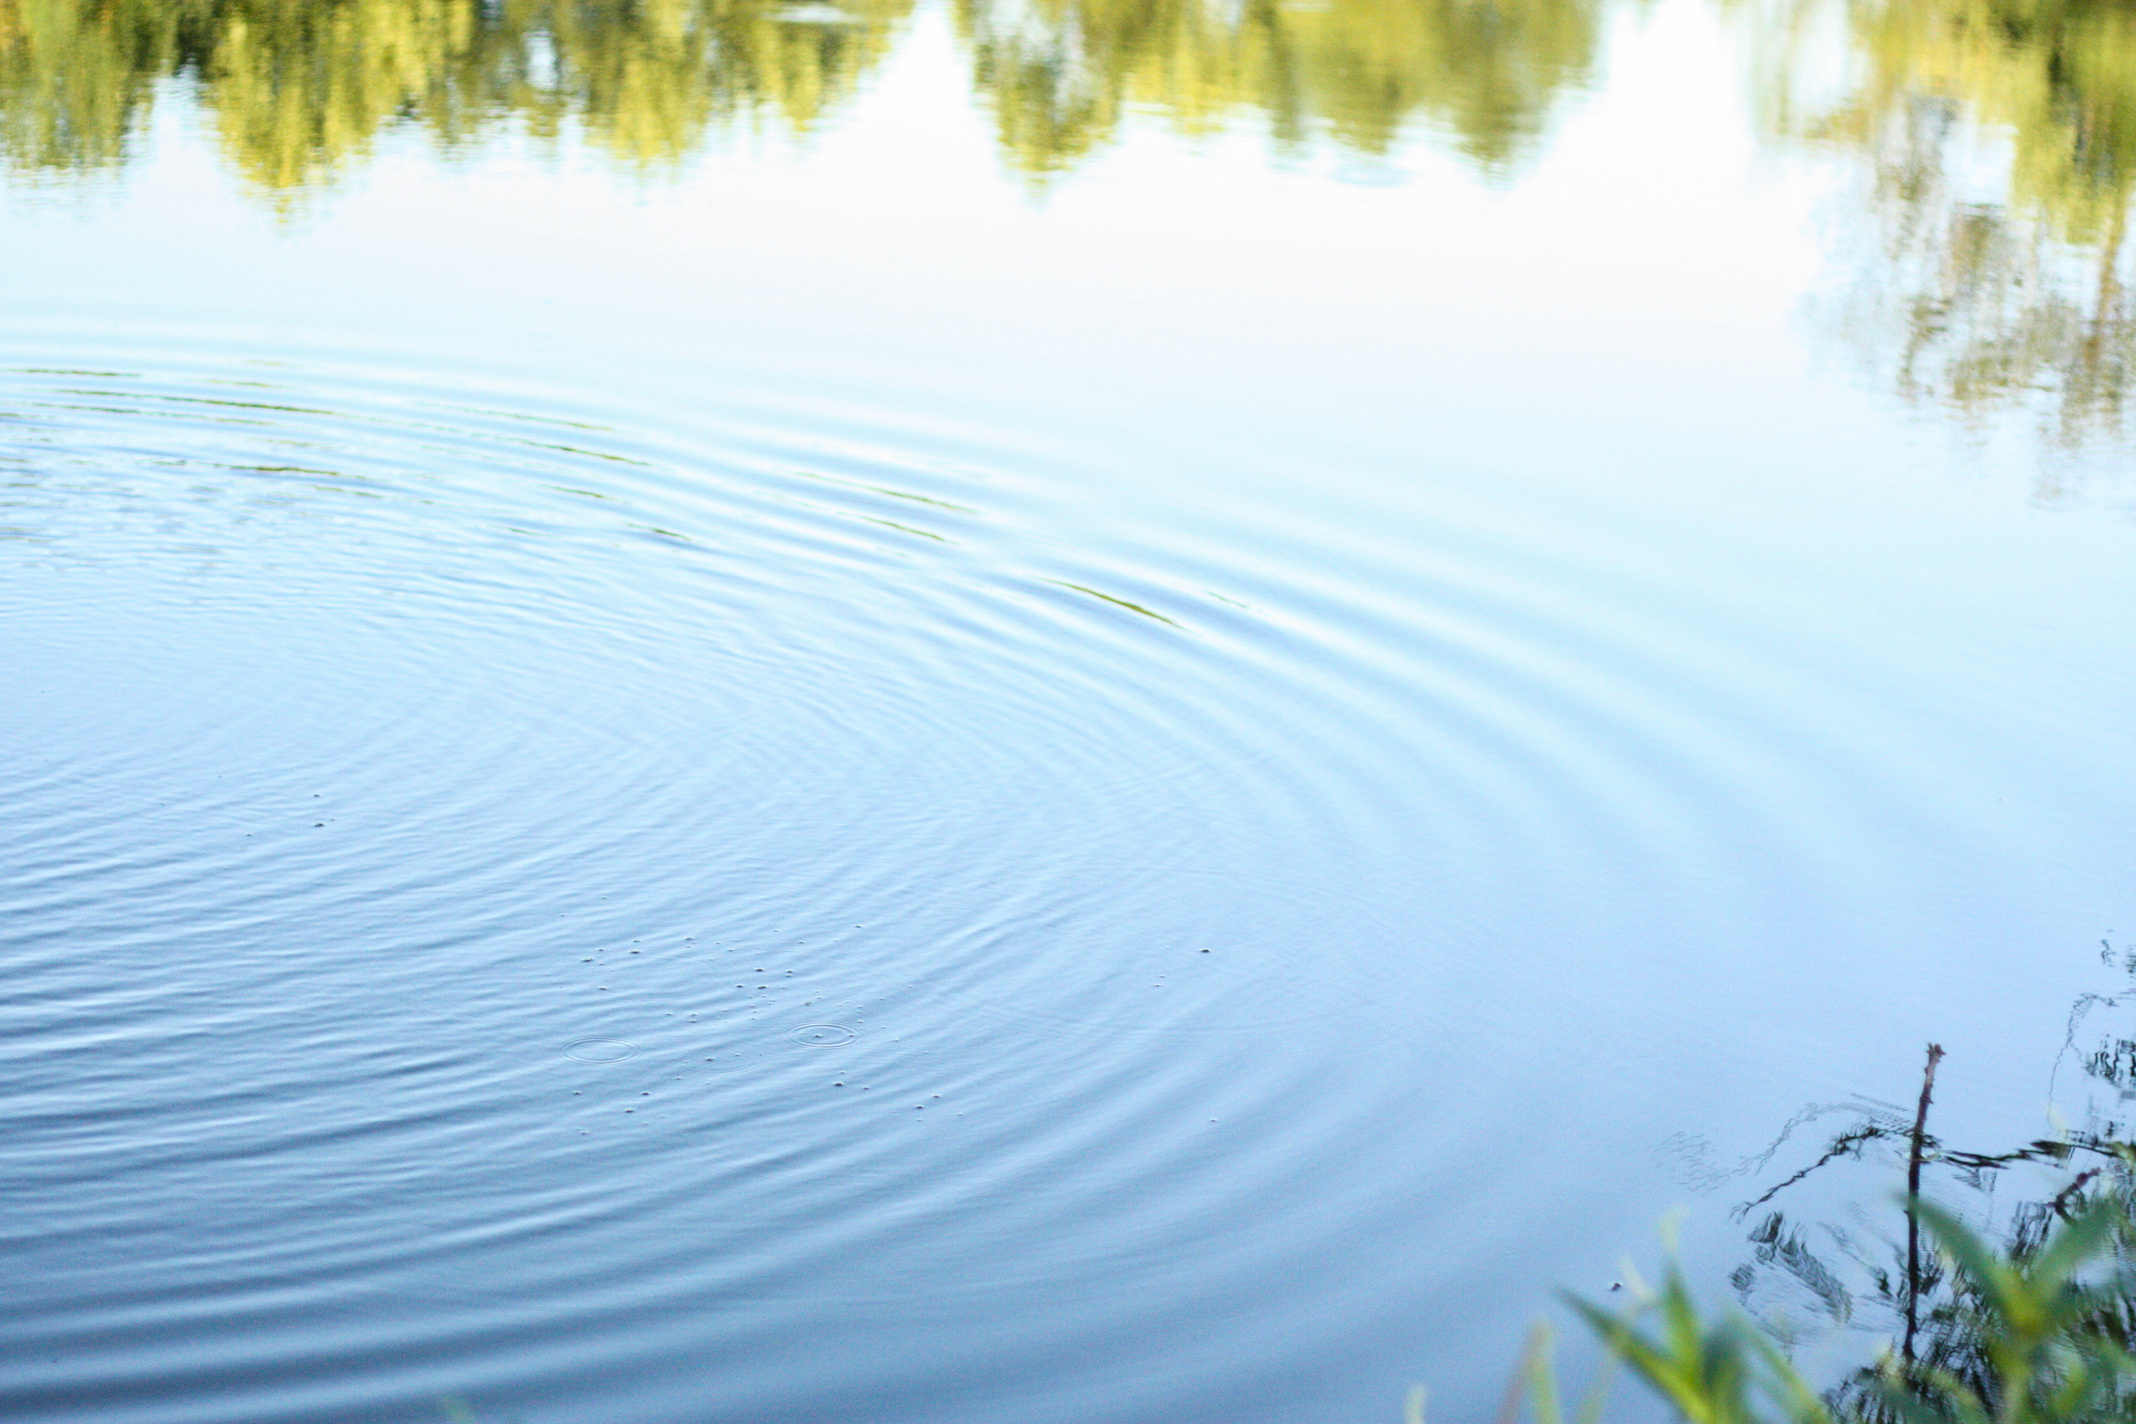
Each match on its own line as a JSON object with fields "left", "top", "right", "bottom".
{"left": 1731, "top": 1113, "right": 2136, "bottom": 1217}
{"left": 2049, "top": 1167, "right": 2102, "bottom": 1222}
{"left": 2076, "top": 196, "right": 2127, "bottom": 429}
{"left": 1735, "top": 1122, "right": 1908, "bottom": 1217}
{"left": 2050, "top": 977, "right": 2127, "bottom": 1103}
{"left": 1943, "top": 1133, "right": 2135, "bottom": 1173}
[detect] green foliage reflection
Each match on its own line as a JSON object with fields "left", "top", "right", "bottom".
{"left": 0, "top": 0, "right": 917, "bottom": 192}
{"left": 954, "top": 0, "right": 1605, "bottom": 177}
{"left": 0, "top": 0, "right": 176, "bottom": 172}
{"left": 1740, "top": 0, "right": 2136, "bottom": 449}
{"left": 23, "top": 0, "right": 2136, "bottom": 449}
{"left": 0, "top": 0, "right": 1608, "bottom": 193}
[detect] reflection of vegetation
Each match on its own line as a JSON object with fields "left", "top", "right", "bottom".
{"left": 1587, "top": 949, "right": 2136, "bottom": 1422}
{"left": 0, "top": 0, "right": 1607, "bottom": 194}
{"left": 955, "top": 0, "right": 1606, "bottom": 176}
{"left": 1743, "top": 0, "right": 2136, "bottom": 449}
{"left": 0, "top": 0, "right": 176, "bottom": 172}
{"left": 0, "top": 0, "right": 915, "bottom": 193}
{"left": 1722, "top": 1047, "right": 2136, "bottom": 1420}
{"left": 1483, "top": 959, "right": 2136, "bottom": 1424}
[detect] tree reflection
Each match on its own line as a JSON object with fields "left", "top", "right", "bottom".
{"left": 0, "top": 0, "right": 177, "bottom": 173}
{"left": 1740, "top": 0, "right": 2136, "bottom": 451}
{"left": 0, "top": 0, "right": 916, "bottom": 193}
{"left": 0, "top": 0, "right": 1607, "bottom": 193}
{"left": 954, "top": 0, "right": 1605, "bottom": 176}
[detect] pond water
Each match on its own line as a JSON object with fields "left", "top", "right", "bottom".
{"left": 5, "top": 1, "right": 2136, "bottom": 1420}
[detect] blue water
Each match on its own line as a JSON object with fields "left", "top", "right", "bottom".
{"left": 4, "top": 3, "right": 2136, "bottom": 1421}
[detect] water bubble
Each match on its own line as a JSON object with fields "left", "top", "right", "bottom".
{"left": 563, "top": 1039, "right": 638, "bottom": 1063}
{"left": 790, "top": 1023, "right": 858, "bottom": 1046}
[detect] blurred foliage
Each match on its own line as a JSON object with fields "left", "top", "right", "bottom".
{"left": 1492, "top": 1195, "right": 2136, "bottom": 1424}
{"left": 1736, "top": 0, "right": 2136, "bottom": 448}
{"left": 0, "top": 0, "right": 1608, "bottom": 195}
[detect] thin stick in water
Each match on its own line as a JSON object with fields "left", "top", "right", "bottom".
{"left": 1903, "top": 1042, "right": 1946, "bottom": 1367}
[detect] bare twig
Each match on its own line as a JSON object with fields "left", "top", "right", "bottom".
{"left": 1903, "top": 1043, "right": 1946, "bottom": 1367}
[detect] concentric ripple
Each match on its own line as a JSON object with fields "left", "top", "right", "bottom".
{"left": 0, "top": 342, "right": 2111, "bottom": 1424}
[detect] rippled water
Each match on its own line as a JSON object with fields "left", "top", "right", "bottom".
{"left": 6, "top": 1, "right": 2136, "bottom": 1421}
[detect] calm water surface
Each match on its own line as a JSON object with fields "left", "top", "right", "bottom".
{"left": 5, "top": 1, "right": 2136, "bottom": 1420}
